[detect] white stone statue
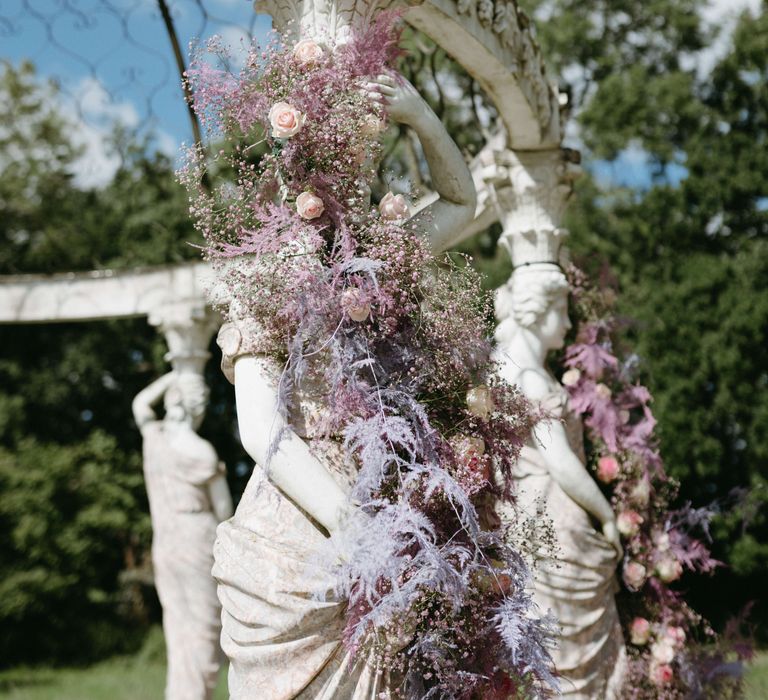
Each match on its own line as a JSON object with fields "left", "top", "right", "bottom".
{"left": 493, "top": 261, "right": 627, "bottom": 698}
{"left": 133, "top": 370, "right": 234, "bottom": 700}
{"left": 211, "top": 68, "right": 477, "bottom": 700}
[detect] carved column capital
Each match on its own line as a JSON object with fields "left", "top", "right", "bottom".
{"left": 148, "top": 301, "right": 220, "bottom": 376}
{"left": 478, "top": 147, "right": 580, "bottom": 266}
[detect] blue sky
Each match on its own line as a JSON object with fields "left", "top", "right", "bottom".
{"left": 1, "top": 0, "right": 271, "bottom": 185}
{"left": 0, "top": 0, "right": 759, "bottom": 189}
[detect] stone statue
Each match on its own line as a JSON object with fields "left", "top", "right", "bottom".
{"left": 493, "top": 260, "right": 627, "bottom": 698}
{"left": 132, "top": 370, "right": 233, "bottom": 700}
{"left": 209, "top": 42, "right": 478, "bottom": 700}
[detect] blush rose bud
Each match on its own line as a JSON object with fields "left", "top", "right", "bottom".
{"left": 651, "top": 639, "right": 676, "bottom": 664}
{"left": 296, "top": 191, "right": 324, "bottom": 220}
{"left": 594, "top": 382, "right": 612, "bottom": 400}
{"left": 341, "top": 288, "right": 371, "bottom": 322}
{"left": 623, "top": 561, "right": 647, "bottom": 590}
{"left": 456, "top": 436, "right": 486, "bottom": 460}
{"left": 656, "top": 555, "right": 683, "bottom": 583}
{"left": 596, "top": 455, "right": 620, "bottom": 483}
{"left": 629, "top": 617, "right": 651, "bottom": 645}
{"left": 268, "top": 102, "right": 305, "bottom": 138}
{"left": 466, "top": 385, "right": 494, "bottom": 420}
{"left": 561, "top": 368, "right": 581, "bottom": 386}
{"left": 292, "top": 39, "right": 324, "bottom": 67}
{"left": 650, "top": 662, "right": 674, "bottom": 686}
{"left": 664, "top": 626, "right": 686, "bottom": 648}
{"left": 378, "top": 191, "right": 410, "bottom": 222}
{"left": 617, "top": 510, "right": 644, "bottom": 537}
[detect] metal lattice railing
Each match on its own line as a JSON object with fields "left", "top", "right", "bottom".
{"left": 0, "top": 0, "right": 267, "bottom": 153}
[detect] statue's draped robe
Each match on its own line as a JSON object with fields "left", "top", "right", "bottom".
{"left": 142, "top": 422, "right": 225, "bottom": 700}
{"left": 212, "top": 321, "right": 389, "bottom": 699}
{"left": 499, "top": 386, "right": 627, "bottom": 699}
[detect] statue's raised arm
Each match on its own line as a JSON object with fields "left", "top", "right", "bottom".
{"left": 364, "top": 73, "right": 477, "bottom": 253}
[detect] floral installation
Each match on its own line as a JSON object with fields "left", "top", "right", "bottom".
{"left": 562, "top": 264, "right": 752, "bottom": 699}
{"left": 180, "top": 15, "right": 558, "bottom": 700}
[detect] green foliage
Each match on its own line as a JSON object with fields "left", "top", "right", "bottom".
{"left": 0, "top": 61, "right": 195, "bottom": 274}
{"left": 0, "top": 62, "right": 244, "bottom": 665}
{"left": 539, "top": 4, "right": 768, "bottom": 629}
{"left": 0, "top": 433, "right": 148, "bottom": 664}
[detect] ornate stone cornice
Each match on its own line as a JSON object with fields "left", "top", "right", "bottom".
{"left": 148, "top": 301, "right": 220, "bottom": 375}
{"left": 474, "top": 147, "right": 580, "bottom": 264}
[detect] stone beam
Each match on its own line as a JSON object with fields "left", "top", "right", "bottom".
{"left": 0, "top": 262, "right": 214, "bottom": 324}
{"left": 405, "top": 0, "right": 561, "bottom": 149}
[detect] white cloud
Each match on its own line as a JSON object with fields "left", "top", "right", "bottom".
{"left": 57, "top": 78, "right": 135, "bottom": 189}
{"left": 54, "top": 77, "right": 177, "bottom": 189}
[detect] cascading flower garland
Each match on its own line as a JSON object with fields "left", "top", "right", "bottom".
{"left": 562, "top": 265, "right": 751, "bottom": 699}
{"left": 180, "top": 16, "right": 558, "bottom": 699}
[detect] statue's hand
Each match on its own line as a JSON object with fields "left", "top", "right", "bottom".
{"left": 362, "top": 73, "right": 427, "bottom": 127}
{"left": 601, "top": 518, "right": 623, "bottom": 560}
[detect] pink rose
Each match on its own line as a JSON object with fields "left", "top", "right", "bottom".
{"left": 664, "top": 626, "right": 686, "bottom": 648}
{"left": 292, "top": 39, "right": 324, "bottom": 67}
{"left": 595, "top": 382, "right": 612, "bottom": 400}
{"left": 656, "top": 555, "right": 683, "bottom": 583}
{"left": 562, "top": 368, "right": 581, "bottom": 387}
{"left": 341, "top": 288, "right": 371, "bottom": 322}
{"left": 360, "top": 114, "right": 385, "bottom": 138}
{"left": 296, "top": 191, "right": 324, "bottom": 220}
{"left": 378, "top": 191, "right": 410, "bottom": 222}
{"left": 629, "top": 617, "right": 651, "bottom": 645}
{"left": 651, "top": 639, "right": 676, "bottom": 664}
{"left": 650, "top": 662, "right": 674, "bottom": 685}
{"left": 623, "top": 561, "right": 647, "bottom": 590}
{"left": 617, "top": 510, "right": 644, "bottom": 537}
{"left": 466, "top": 385, "right": 494, "bottom": 420}
{"left": 268, "top": 101, "right": 305, "bottom": 138}
{"left": 596, "top": 455, "right": 620, "bottom": 483}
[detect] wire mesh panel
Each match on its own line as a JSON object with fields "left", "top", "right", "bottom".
{"left": 1, "top": 0, "right": 271, "bottom": 178}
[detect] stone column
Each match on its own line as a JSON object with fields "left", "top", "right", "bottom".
{"left": 486, "top": 148, "right": 629, "bottom": 697}
{"left": 139, "top": 301, "right": 229, "bottom": 700}
{"left": 477, "top": 147, "right": 579, "bottom": 267}
{"left": 148, "top": 300, "right": 219, "bottom": 377}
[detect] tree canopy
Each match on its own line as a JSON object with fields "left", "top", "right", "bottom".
{"left": 1, "top": 0, "right": 767, "bottom": 663}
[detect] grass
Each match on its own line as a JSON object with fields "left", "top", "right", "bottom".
{"left": 0, "top": 640, "right": 765, "bottom": 699}
{"left": 745, "top": 650, "right": 768, "bottom": 700}
{"left": 0, "top": 628, "right": 228, "bottom": 700}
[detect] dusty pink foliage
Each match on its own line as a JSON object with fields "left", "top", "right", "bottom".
{"left": 564, "top": 264, "right": 751, "bottom": 698}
